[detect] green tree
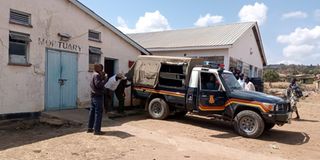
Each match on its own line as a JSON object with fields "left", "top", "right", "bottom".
{"left": 263, "top": 70, "right": 280, "bottom": 87}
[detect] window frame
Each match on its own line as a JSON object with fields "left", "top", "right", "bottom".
{"left": 9, "top": 9, "right": 32, "bottom": 27}
{"left": 200, "top": 72, "right": 222, "bottom": 91}
{"left": 88, "top": 46, "right": 102, "bottom": 71}
{"left": 88, "top": 30, "right": 101, "bottom": 42}
{"left": 8, "top": 31, "right": 31, "bottom": 66}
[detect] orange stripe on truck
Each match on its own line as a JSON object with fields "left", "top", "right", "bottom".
{"left": 199, "top": 98, "right": 269, "bottom": 112}
{"left": 133, "top": 87, "right": 185, "bottom": 98}
{"left": 134, "top": 87, "right": 270, "bottom": 113}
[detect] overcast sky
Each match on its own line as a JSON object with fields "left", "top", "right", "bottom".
{"left": 78, "top": 0, "right": 320, "bottom": 65}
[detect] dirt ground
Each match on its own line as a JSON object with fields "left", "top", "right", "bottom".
{"left": 1, "top": 93, "right": 320, "bottom": 160}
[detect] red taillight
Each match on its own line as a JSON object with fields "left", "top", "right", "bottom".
{"left": 219, "top": 64, "right": 225, "bottom": 69}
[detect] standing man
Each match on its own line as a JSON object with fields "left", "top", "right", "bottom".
{"left": 244, "top": 77, "right": 256, "bottom": 91}
{"left": 115, "top": 77, "right": 131, "bottom": 114}
{"left": 288, "top": 78, "right": 301, "bottom": 119}
{"left": 238, "top": 73, "right": 245, "bottom": 89}
{"left": 87, "top": 64, "right": 107, "bottom": 135}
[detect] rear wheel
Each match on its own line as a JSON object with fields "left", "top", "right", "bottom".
{"left": 148, "top": 98, "right": 170, "bottom": 120}
{"left": 234, "top": 110, "right": 265, "bottom": 138}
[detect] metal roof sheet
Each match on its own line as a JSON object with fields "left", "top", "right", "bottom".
{"left": 128, "top": 22, "right": 255, "bottom": 49}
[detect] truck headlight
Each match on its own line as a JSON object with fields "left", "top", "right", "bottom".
{"left": 262, "top": 103, "right": 276, "bottom": 112}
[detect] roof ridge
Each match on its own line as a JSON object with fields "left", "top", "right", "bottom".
{"left": 128, "top": 21, "right": 256, "bottom": 35}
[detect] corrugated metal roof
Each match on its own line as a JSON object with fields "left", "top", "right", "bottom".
{"left": 128, "top": 22, "right": 255, "bottom": 50}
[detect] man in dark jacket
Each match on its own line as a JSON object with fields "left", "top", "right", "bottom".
{"left": 115, "top": 78, "right": 130, "bottom": 114}
{"left": 87, "top": 64, "right": 107, "bottom": 135}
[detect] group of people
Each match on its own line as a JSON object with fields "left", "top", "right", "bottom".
{"left": 237, "top": 73, "right": 256, "bottom": 91}
{"left": 87, "top": 64, "right": 129, "bottom": 135}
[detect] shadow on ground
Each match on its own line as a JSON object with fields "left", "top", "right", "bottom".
{"left": 0, "top": 111, "right": 311, "bottom": 151}
{"left": 0, "top": 120, "right": 84, "bottom": 151}
{"left": 103, "top": 130, "right": 134, "bottom": 139}
{"left": 292, "top": 118, "right": 319, "bottom": 123}
{"left": 0, "top": 113, "right": 139, "bottom": 151}
{"left": 167, "top": 115, "right": 310, "bottom": 145}
{"left": 110, "top": 113, "right": 311, "bottom": 145}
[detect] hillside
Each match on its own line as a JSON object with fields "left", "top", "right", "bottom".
{"left": 264, "top": 64, "right": 320, "bottom": 75}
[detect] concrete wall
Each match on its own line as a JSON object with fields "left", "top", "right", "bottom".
{"left": 229, "top": 28, "right": 264, "bottom": 70}
{"left": 151, "top": 49, "right": 230, "bottom": 68}
{"left": 0, "top": 0, "right": 142, "bottom": 114}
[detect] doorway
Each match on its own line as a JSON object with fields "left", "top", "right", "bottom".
{"left": 104, "top": 58, "right": 118, "bottom": 111}
{"left": 45, "top": 49, "right": 78, "bottom": 110}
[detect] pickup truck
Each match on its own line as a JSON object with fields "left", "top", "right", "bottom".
{"left": 128, "top": 55, "right": 292, "bottom": 138}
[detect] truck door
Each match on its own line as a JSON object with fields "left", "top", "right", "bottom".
{"left": 198, "top": 72, "right": 227, "bottom": 111}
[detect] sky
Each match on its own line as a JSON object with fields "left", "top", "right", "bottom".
{"left": 78, "top": 0, "right": 320, "bottom": 65}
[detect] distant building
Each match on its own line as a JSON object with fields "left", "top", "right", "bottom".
{"left": 129, "top": 22, "right": 267, "bottom": 78}
{"left": 0, "top": 0, "right": 149, "bottom": 117}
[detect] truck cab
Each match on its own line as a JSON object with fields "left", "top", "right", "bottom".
{"left": 184, "top": 66, "right": 292, "bottom": 137}
{"left": 130, "top": 56, "right": 292, "bottom": 138}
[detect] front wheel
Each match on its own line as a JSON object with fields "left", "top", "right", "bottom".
{"left": 148, "top": 98, "right": 170, "bottom": 120}
{"left": 234, "top": 110, "right": 265, "bottom": 138}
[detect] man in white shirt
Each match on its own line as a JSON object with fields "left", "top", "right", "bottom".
{"left": 237, "top": 73, "right": 245, "bottom": 89}
{"left": 104, "top": 73, "right": 126, "bottom": 113}
{"left": 244, "top": 77, "right": 256, "bottom": 91}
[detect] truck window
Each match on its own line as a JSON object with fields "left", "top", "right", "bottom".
{"left": 200, "top": 72, "right": 221, "bottom": 91}
{"left": 221, "top": 72, "right": 242, "bottom": 91}
{"left": 159, "top": 64, "right": 185, "bottom": 88}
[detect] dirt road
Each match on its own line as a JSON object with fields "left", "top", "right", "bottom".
{"left": 1, "top": 93, "right": 320, "bottom": 160}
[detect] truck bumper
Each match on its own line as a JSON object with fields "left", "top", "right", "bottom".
{"left": 262, "top": 112, "right": 292, "bottom": 125}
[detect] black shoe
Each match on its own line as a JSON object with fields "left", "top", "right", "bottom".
{"left": 94, "top": 131, "right": 105, "bottom": 135}
{"left": 87, "top": 128, "right": 94, "bottom": 133}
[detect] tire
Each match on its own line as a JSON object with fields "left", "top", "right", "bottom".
{"left": 234, "top": 110, "right": 265, "bottom": 138}
{"left": 148, "top": 98, "right": 170, "bottom": 120}
{"left": 264, "top": 123, "right": 275, "bottom": 131}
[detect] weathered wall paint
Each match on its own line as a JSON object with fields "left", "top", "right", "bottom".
{"left": 0, "top": 0, "right": 141, "bottom": 114}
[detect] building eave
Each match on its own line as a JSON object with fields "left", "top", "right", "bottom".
{"left": 147, "top": 45, "right": 232, "bottom": 52}
{"left": 252, "top": 22, "right": 267, "bottom": 66}
{"left": 68, "top": 0, "right": 151, "bottom": 55}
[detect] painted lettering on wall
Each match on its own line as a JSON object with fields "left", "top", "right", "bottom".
{"left": 38, "top": 38, "right": 81, "bottom": 52}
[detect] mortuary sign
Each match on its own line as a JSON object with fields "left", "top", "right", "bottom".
{"left": 38, "top": 38, "right": 81, "bottom": 52}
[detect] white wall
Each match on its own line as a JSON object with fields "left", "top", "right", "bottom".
{"left": 228, "top": 28, "right": 264, "bottom": 70}
{"left": 0, "top": 0, "right": 142, "bottom": 114}
{"left": 151, "top": 49, "right": 230, "bottom": 68}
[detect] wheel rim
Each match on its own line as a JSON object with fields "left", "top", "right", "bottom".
{"left": 150, "top": 101, "right": 163, "bottom": 118}
{"left": 239, "top": 116, "right": 257, "bottom": 134}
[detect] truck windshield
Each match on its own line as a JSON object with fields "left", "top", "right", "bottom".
{"left": 221, "top": 72, "right": 242, "bottom": 91}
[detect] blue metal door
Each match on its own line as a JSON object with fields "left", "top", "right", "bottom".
{"left": 46, "top": 49, "right": 78, "bottom": 110}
